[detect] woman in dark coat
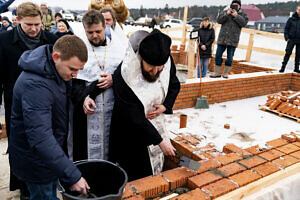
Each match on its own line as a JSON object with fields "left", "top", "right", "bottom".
{"left": 55, "top": 19, "right": 73, "bottom": 38}
{"left": 197, "top": 17, "right": 215, "bottom": 78}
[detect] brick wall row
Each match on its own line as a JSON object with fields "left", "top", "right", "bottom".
{"left": 291, "top": 73, "right": 300, "bottom": 91}
{"left": 174, "top": 73, "right": 294, "bottom": 110}
{"left": 209, "top": 58, "right": 275, "bottom": 74}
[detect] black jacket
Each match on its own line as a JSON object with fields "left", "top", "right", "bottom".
{"left": 284, "top": 12, "right": 300, "bottom": 44}
{"left": 9, "top": 45, "right": 81, "bottom": 185}
{"left": 197, "top": 22, "right": 215, "bottom": 59}
{"left": 109, "top": 57, "right": 180, "bottom": 181}
{"left": 0, "top": 27, "right": 57, "bottom": 137}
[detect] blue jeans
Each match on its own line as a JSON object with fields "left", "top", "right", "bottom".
{"left": 26, "top": 180, "right": 59, "bottom": 200}
{"left": 215, "top": 45, "right": 236, "bottom": 66}
{"left": 197, "top": 58, "right": 209, "bottom": 78}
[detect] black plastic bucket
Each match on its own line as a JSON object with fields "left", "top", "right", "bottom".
{"left": 59, "top": 159, "right": 128, "bottom": 200}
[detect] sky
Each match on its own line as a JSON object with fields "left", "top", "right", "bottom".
{"left": 9, "top": 0, "right": 296, "bottom": 10}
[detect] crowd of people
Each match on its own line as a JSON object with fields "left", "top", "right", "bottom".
{"left": 0, "top": 0, "right": 299, "bottom": 200}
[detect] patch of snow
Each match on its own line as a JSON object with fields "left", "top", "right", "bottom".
{"left": 165, "top": 95, "right": 300, "bottom": 150}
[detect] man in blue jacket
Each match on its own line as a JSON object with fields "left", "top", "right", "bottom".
{"left": 280, "top": 5, "right": 300, "bottom": 73}
{"left": 9, "top": 35, "right": 90, "bottom": 200}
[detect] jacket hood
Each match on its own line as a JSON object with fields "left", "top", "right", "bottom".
{"left": 292, "top": 12, "right": 300, "bottom": 19}
{"left": 200, "top": 22, "right": 213, "bottom": 29}
{"left": 18, "top": 45, "right": 56, "bottom": 79}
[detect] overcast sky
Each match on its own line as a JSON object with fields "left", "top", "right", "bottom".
{"left": 10, "top": 0, "right": 295, "bottom": 10}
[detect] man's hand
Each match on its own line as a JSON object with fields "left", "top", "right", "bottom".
{"left": 83, "top": 97, "right": 96, "bottom": 115}
{"left": 201, "top": 45, "right": 206, "bottom": 51}
{"left": 146, "top": 104, "right": 166, "bottom": 120}
{"left": 227, "top": 8, "right": 232, "bottom": 15}
{"left": 70, "top": 177, "right": 90, "bottom": 196}
{"left": 159, "top": 139, "right": 176, "bottom": 156}
{"left": 231, "top": 9, "right": 238, "bottom": 17}
{"left": 97, "top": 73, "right": 113, "bottom": 89}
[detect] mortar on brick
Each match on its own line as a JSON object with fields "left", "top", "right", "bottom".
{"left": 170, "top": 188, "right": 210, "bottom": 200}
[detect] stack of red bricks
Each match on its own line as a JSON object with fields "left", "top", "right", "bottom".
{"left": 121, "top": 132, "right": 300, "bottom": 200}
{"left": 265, "top": 91, "right": 300, "bottom": 119}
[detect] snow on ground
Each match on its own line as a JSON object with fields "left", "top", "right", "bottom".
{"left": 165, "top": 94, "right": 300, "bottom": 151}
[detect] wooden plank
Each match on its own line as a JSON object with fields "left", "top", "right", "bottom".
{"left": 181, "top": 6, "right": 189, "bottom": 45}
{"left": 246, "top": 33, "right": 254, "bottom": 62}
{"left": 187, "top": 39, "right": 195, "bottom": 79}
{"left": 216, "top": 162, "right": 300, "bottom": 200}
{"left": 259, "top": 105, "right": 300, "bottom": 123}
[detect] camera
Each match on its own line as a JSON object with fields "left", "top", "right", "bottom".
{"left": 230, "top": 4, "right": 239, "bottom": 11}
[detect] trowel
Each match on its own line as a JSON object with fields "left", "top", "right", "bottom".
{"left": 176, "top": 151, "right": 201, "bottom": 171}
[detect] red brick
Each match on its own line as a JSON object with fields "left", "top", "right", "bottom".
{"left": 223, "top": 143, "right": 242, "bottom": 154}
{"left": 187, "top": 171, "right": 223, "bottom": 189}
{"left": 122, "top": 184, "right": 135, "bottom": 199}
{"left": 258, "top": 149, "right": 285, "bottom": 161}
{"left": 215, "top": 153, "right": 243, "bottom": 165}
{"left": 202, "top": 178, "right": 238, "bottom": 199}
{"left": 197, "top": 159, "right": 222, "bottom": 173}
{"left": 290, "top": 150, "right": 300, "bottom": 159}
{"left": 273, "top": 155, "right": 299, "bottom": 168}
{"left": 126, "top": 195, "right": 145, "bottom": 200}
{"left": 238, "top": 156, "right": 267, "bottom": 169}
{"left": 229, "top": 170, "right": 262, "bottom": 187}
{"left": 252, "top": 162, "right": 280, "bottom": 177}
{"left": 170, "top": 188, "right": 210, "bottom": 200}
{"left": 171, "top": 140, "right": 199, "bottom": 158}
{"left": 245, "top": 145, "right": 269, "bottom": 155}
{"left": 276, "top": 143, "right": 300, "bottom": 154}
{"left": 129, "top": 175, "right": 169, "bottom": 198}
{"left": 217, "top": 162, "right": 246, "bottom": 177}
{"left": 292, "top": 141, "right": 300, "bottom": 147}
{"left": 181, "top": 135, "right": 201, "bottom": 146}
{"left": 162, "top": 167, "right": 197, "bottom": 190}
{"left": 266, "top": 138, "right": 288, "bottom": 148}
{"left": 224, "top": 124, "right": 230, "bottom": 129}
{"left": 281, "top": 133, "right": 297, "bottom": 142}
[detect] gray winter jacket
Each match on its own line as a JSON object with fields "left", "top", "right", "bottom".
{"left": 217, "top": 8, "right": 248, "bottom": 47}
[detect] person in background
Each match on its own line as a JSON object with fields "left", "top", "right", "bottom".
{"left": 56, "top": 18, "right": 73, "bottom": 38}
{"left": 50, "top": 12, "right": 63, "bottom": 34}
{"left": 150, "top": 14, "right": 158, "bottom": 29}
{"left": 100, "top": 6, "right": 116, "bottom": 40}
{"left": 279, "top": 5, "right": 300, "bottom": 73}
{"left": 11, "top": 15, "right": 18, "bottom": 27}
{"left": 0, "top": 16, "right": 13, "bottom": 32}
{"left": 197, "top": 17, "right": 215, "bottom": 78}
{"left": 9, "top": 35, "right": 90, "bottom": 200}
{"left": 40, "top": 2, "right": 55, "bottom": 31}
{"left": 0, "top": 2, "right": 57, "bottom": 199}
{"left": 210, "top": 0, "right": 248, "bottom": 78}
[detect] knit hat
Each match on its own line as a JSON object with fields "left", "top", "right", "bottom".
{"left": 231, "top": 0, "right": 241, "bottom": 6}
{"left": 129, "top": 30, "right": 149, "bottom": 53}
{"left": 58, "top": 19, "right": 70, "bottom": 30}
{"left": 139, "top": 29, "right": 171, "bottom": 66}
{"left": 2, "top": 16, "right": 10, "bottom": 23}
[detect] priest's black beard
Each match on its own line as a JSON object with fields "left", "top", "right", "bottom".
{"left": 141, "top": 61, "right": 162, "bottom": 82}
{"left": 89, "top": 38, "right": 106, "bottom": 47}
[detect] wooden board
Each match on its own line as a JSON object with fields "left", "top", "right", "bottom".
{"left": 216, "top": 162, "right": 300, "bottom": 200}
{"left": 259, "top": 105, "right": 300, "bottom": 123}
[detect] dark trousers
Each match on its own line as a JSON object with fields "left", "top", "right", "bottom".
{"left": 215, "top": 45, "right": 236, "bottom": 67}
{"left": 282, "top": 40, "right": 300, "bottom": 71}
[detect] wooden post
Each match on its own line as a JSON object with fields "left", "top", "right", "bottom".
{"left": 181, "top": 6, "right": 188, "bottom": 45}
{"left": 187, "top": 39, "right": 195, "bottom": 79}
{"left": 246, "top": 32, "right": 254, "bottom": 62}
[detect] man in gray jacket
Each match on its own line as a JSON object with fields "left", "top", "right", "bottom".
{"left": 210, "top": 0, "right": 248, "bottom": 78}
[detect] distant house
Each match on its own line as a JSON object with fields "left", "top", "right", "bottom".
{"left": 241, "top": 4, "right": 264, "bottom": 28}
{"left": 254, "top": 16, "right": 289, "bottom": 33}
